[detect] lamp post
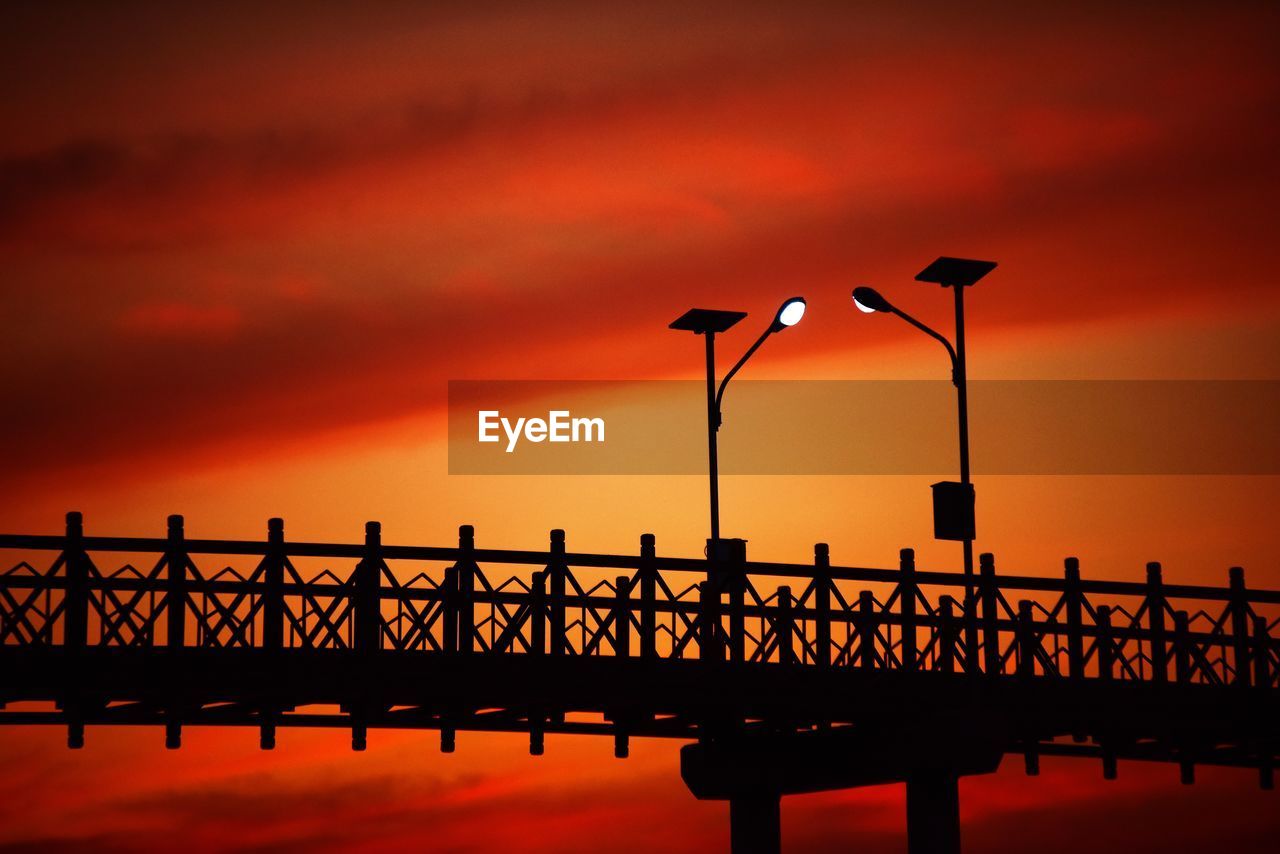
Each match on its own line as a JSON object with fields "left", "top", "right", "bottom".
{"left": 852, "top": 256, "right": 995, "bottom": 609}
{"left": 670, "top": 298, "right": 806, "bottom": 553}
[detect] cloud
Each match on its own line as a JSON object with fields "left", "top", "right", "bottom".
{"left": 0, "top": 761, "right": 716, "bottom": 854}
{"left": 117, "top": 301, "right": 243, "bottom": 339}
{"left": 2, "top": 100, "right": 1279, "bottom": 494}
{"left": 2, "top": 751, "right": 1274, "bottom": 853}
{"left": 0, "top": 1, "right": 1278, "bottom": 496}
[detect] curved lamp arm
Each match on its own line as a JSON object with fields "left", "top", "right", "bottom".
{"left": 890, "top": 307, "right": 959, "bottom": 385}
{"left": 713, "top": 322, "right": 778, "bottom": 430}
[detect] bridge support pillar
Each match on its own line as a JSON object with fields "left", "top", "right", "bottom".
{"left": 729, "top": 793, "right": 780, "bottom": 854}
{"left": 906, "top": 774, "right": 960, "bottom": 854}
{"left": 682, "top": 726, "right": 999, "bottom": 854}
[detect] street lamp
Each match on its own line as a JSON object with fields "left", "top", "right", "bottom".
{"left": 853, "top": 286, "right": 958, "bottom": 375}
{"left": 670, "top": 297, "right": 806, "bottom": 554}
{"left": 851, "top": 257, "right": 995, "bottom": 597}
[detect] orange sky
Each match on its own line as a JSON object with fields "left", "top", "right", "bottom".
{"left": 2, "top": 2, "right": 1279, "bottom": 850}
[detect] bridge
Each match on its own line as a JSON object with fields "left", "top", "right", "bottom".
{"left": 2, "top": 513, "right": 1277, "bottom": 853}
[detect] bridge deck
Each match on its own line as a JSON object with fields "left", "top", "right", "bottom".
{"left": 1, "top": 513, "right": 1276, "bottom": 782}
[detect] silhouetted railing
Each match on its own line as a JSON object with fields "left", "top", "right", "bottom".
{"left": 3, "top": 512, "right": 1277, "bottom": 690}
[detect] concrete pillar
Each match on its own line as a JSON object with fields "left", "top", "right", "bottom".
{"left": 729, "top": 793, "right": 780, "bottom": 854}
{"left": 906, "top": 774, "right": 960, "bottom": 854}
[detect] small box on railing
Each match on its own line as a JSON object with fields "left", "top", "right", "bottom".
{"left": 931, "top": 481, "right": 975, "bottom": 541}
{"left": 705, "top": 538, "right": 747, "bottom": 563}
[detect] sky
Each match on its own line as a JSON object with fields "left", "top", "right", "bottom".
{"left": 2, "top": 1, "right": 1279, "bottom": 850}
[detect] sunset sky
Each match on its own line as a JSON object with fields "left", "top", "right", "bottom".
{"left": 2, "top": 1, "right": 1279, "bottom": 850}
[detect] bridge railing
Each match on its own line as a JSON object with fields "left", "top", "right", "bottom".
{"left": 1, "top": 513, "right": 1277, "bottom": 691}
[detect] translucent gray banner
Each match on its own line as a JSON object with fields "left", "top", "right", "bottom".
{"left": 447, "top": 380, "right": 1280, "bottom": 475}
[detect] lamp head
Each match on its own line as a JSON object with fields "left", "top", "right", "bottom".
{"left": 852, "top": 286, "right": 893, "bottom": 314}
{"left": 772, "top": 297, "right": 806, "bottom": 331}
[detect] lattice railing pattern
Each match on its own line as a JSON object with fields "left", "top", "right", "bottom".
{"left": 2, "top": 514, "right": 1278, "bottom": 691}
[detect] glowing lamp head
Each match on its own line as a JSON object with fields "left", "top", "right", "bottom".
{"left": 773, "top": 297, "right": 806, "bottom": 330}
{"left": 852, "top": 286, "right": 893, "bottom": 314}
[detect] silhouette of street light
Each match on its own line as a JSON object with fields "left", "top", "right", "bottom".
{"left": 852, "top": 286, "right": 957, "bottom": 373}
{"left": 851, "top": 286, "right": 890, "bottom": 315}
{"left": 671, "top": 297, "right": 806, "bottom": 552}
{"left": 852, "top": 259, "right": 995, "bottom": 623}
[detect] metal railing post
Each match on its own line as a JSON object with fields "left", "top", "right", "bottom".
{"left": 530, "top": 571, "right": 546, "bottom": 656}
{"left": 263, "top": 518, "right": 285, "bottom": 652}
{"left": 166, "top": 515, "right": 187, "bottom": 649}
{"left": 457, "top": 525, "right": 476, "bottom": 655}
{"left": 442, "top": 565, "right": 458, "bottom": 655}
{"left": 614, "top": 575, "right": 631, "bottom": 658}
{"left": 1016, "top": 600, "right": 1035, "bottom": 678}
{"left": 165, "top": 514, "right": 186, "bottom": 647}
{"left": 814, "top": 543, "right": 831, "bottom": 668}
{"left": 1254, "top": 615, "right": 1271, "bottom": 689}
{"left": 1254, "top": 615, "right": 1274, "bottom": 790}
{"left": 899, "top": 548, "right": 916, "bottom": 671}
{"left": 62, "top": 512, "right": 88, "bottom": 750}
{"left": 964, "top": 574, "right": 980, "bottom": 674}
{"left": 355, "top": 522, "right": 382, "bottom": 654}
{"left": 980, "top": 552, "right": 1000, "bottom": 675}
{"left": 63, "top": 512, "right": 88, "bottom": 651}
{"left": 1096, "top": 605, "right": 1114, "bottom": 682}
{"left": 938, "top": 596, "right": 956, "bottom": 673}
{"left": 260, "top": 517, "right": 285, "bottom": 751}
{"left": 699, "top": 580, "right": 721, "bottom": 663}
{"left": 1173, "top": 611, "right": 1191, "bottom": 684}
{"left": 164, "top": 515, "right": 187, "bottom": 750}
{"left": 1146, "top": 562, "right": 1167, "bottom": 683}
{"left": 440, "top": 551, "right": 459, "bottom": 755}
{"left": 1229, "top": 566, "right": 1251, "bottom": 687}
{"left": 728, "top": 564, "right": 745, "bottom": 664}
{"left": 549, "top": 529, "right": 566, "bottom": 656}
{"left": 1064, "top": 557, "right": 1084, "bottom": 680}
{"left": 858, "top": 590, "right": 876, "bottom": 669}
{"left": 639, "top": 534, "right": 657, "bottom": 660}
{"left": 777, "top": 586, "right": 794, "bottom": 666}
